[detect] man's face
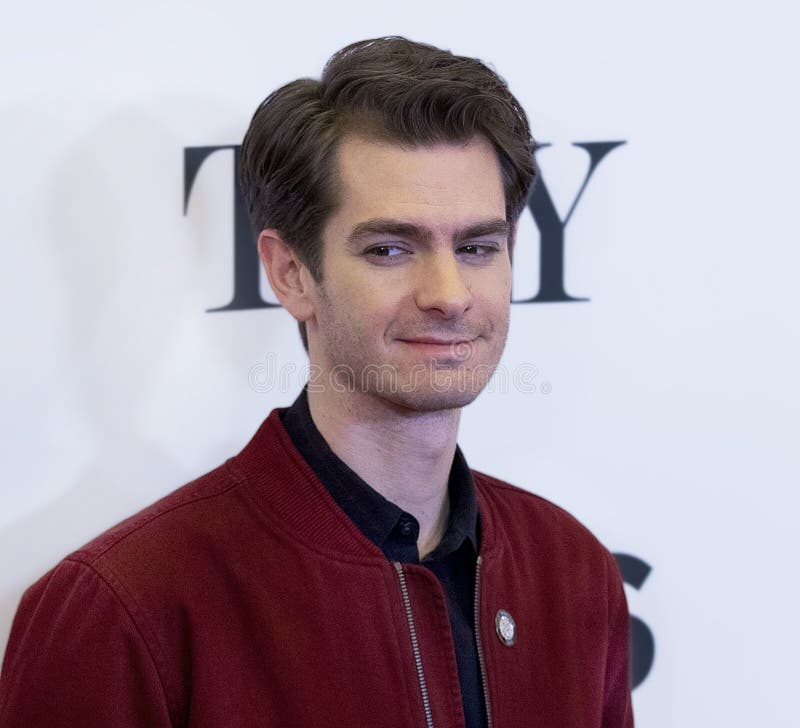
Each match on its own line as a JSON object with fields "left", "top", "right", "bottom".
{"left": 305, "top": 134, "right": 512, "bottom": 412}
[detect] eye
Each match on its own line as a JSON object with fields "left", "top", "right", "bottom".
{"left": 458, "top": 243, "right": 501, "bottom": 257}
{"left": 364, "top": 244, "right": 411, "bottom": 258}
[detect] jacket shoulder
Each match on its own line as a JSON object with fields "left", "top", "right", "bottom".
{"left": 66, "top": 458, "right": 246, "bottom": 569}
{"left": 3, "top": 448, "right": 275, "bottom": 725}
{"left": 471, "top": 469, "right": 614, "bottom": 562}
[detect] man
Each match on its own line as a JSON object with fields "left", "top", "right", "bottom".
{"left": 0, "top": 37, "right": 633, "bottom": 727}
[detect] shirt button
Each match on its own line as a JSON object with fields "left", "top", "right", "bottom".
{"left": 399, "top": 520, "right": 414, "bottom": 537}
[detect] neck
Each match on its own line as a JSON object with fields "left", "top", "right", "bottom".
{"left": 307, "top": 386, "right": 460, "bottom": 559}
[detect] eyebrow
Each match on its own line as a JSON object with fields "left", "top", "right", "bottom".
{"left": 346, "top": 218, "right": 511, "bottom": 247}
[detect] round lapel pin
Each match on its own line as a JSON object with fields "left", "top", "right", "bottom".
{"left": 495, "top": 609, "right": 516, "bottom": 646}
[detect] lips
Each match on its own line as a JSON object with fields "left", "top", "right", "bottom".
{"left": 396, "top": 338, "right": 479, "bottom": 363}
{"left": 399, "top": 338, "right": 475, "bottom": 345}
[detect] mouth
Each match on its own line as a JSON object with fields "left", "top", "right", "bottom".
{"left": 396, "top": 337, "right": 479, "bottom": 359}
{"left": 399, "top": 338, "right": 475, "bottom": 345}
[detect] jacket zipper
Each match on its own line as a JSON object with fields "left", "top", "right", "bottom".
{"left": 474, "top": 555, "right": 494, "bottom": 728}
{"left": 394, "top": 561, "right": 435, "bottom": 728}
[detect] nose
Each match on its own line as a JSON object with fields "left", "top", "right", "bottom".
{"left": 413, "top": 251, "right": 472, "bottom": 318}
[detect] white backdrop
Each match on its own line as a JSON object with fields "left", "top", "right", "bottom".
{"left": 2, "top": 1, "right": 799, "bottom": 724}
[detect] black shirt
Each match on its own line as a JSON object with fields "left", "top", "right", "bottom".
{"left": 281, "top": 389, "right": 487, "bottom": 728}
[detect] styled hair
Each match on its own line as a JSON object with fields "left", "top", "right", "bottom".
{"left": 240, "top": 36, "right": 537, "bottom": 350}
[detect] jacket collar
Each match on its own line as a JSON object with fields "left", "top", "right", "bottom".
{"left": 280, "top": 388, "right": 479, "bottom": 562}
{"left": 228, "top": 407, "right": 500, "bottom": 563}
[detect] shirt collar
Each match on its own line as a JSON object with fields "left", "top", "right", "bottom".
{"left": 280, "top": 387, "right": 479, "bottom": 563}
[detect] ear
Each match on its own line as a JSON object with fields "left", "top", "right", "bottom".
{"left": 257, "top": 230, "right": 316, "bottom": 324}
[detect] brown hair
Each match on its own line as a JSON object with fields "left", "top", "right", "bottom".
{"left": 240, "top": 36, "right": 537, "bottom": 350}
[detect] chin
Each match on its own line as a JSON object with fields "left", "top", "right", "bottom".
{"left": 377, "top": 367, "right": 494, "bottom": 412}
{"left": 381, "top": 389, "right": 480, "bottom": 413}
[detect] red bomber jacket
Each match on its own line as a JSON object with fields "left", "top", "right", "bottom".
{"left": 0, "top": 408, "right": 633, "bottom": 727}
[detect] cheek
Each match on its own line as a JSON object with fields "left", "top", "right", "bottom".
{"left": 473, "top": 271, "right": 511, "bottom": 312}
{"left": 322, "top": 283, "right": 394, "bottom": 343}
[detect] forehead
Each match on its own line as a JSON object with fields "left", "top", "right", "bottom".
{"left": 329, "top": 134, "right": 506, "bottom": 232}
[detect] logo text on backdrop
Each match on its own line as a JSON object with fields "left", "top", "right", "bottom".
{"left": 183, "top": 142, "right": 626, "bottom": 311}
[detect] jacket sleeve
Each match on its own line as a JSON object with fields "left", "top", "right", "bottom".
{"left": 602, "top": 550, "right": 634, "bottom": 728}
{"left": 0, "top": 558, "right": 173, "bottom": 727}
